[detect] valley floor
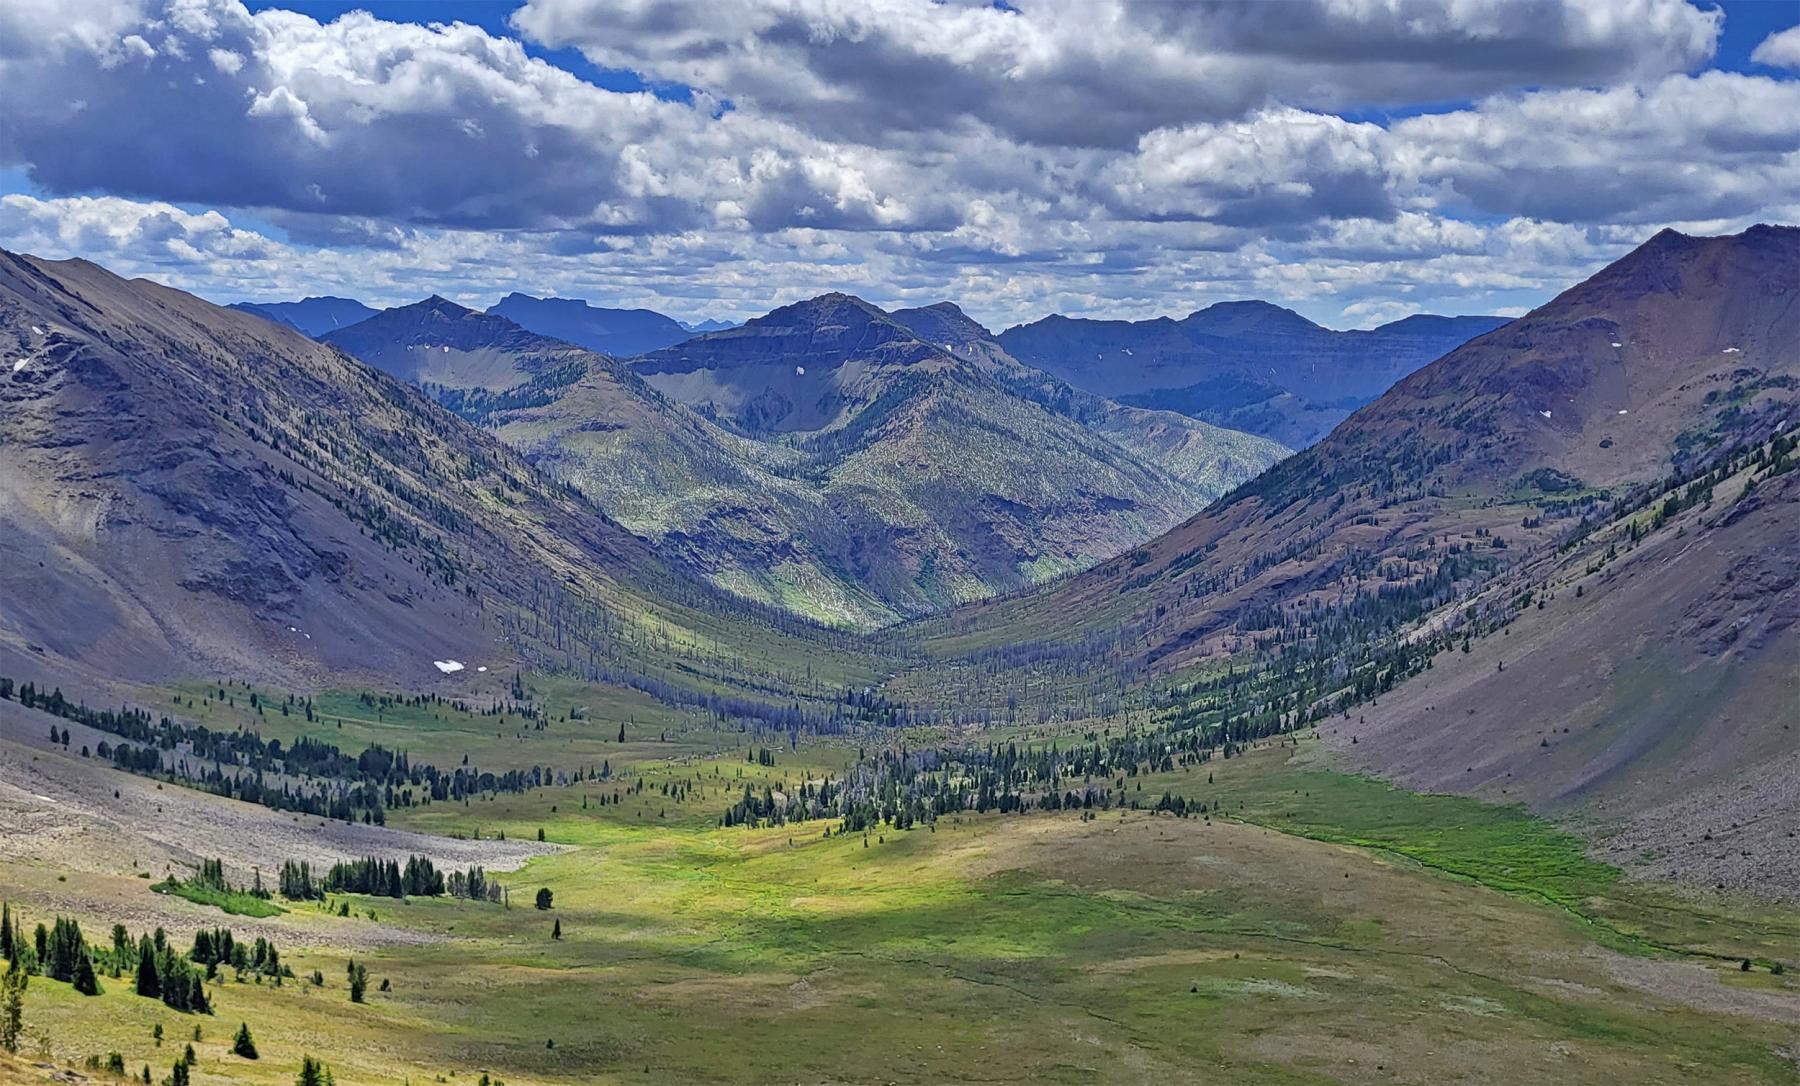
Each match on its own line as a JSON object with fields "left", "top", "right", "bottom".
{"left": 1, "top": 713, "right": 1796, "bottom": 1085}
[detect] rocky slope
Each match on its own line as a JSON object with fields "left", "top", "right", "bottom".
{"left": 927, "top": 226, "right": 1796, "bottom": 667}
{"left": 0, "top": 250, "right": 860, "bottom": 701}
{"left": 918, "top": 223, "right": 1798, "bottom": 891}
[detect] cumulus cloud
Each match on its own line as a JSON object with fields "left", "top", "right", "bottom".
{"left": 1390, "top": 72, "right": 1800, "bottom": 225}
{"left": 512, "top": 0, "right": 1721, "bottom": 148}
{"left": 1751, "top": 24, "right": 1800, "bottom": 69}
{"left": 0, "top": 0, "right": 947, "bottom": 236}
{"left": 0, "top": 0, "right": 1792, "bottom": 330}
{"left": 1105, "top": 110, "right": 1393, "bottom": 227}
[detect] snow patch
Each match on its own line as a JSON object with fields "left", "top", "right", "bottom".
{"left": 1610, "top": 342, "right": 1623, "bottom": 348}
{"left": 30, "top": 326, "right": 44, "bottom": 336}
{"left": 476, "top": 666, "right": 488, "bottom": 673}
{"left": 794, "top": 365, "right": 805, "bottom": 376}
{"left": 1722, "top": 347, "right": 1740, "bottom": 354}
{"left": 1539, "top": 410, "right": 1552, "bottom": 419}
{"left": 11, "top": 359, "right": 27, "bottom": 373}
{"left": 1618, "top": 409, "right": 1629, "bottom": 415}
{"left": 433, "top": 659, "right": 465, "bottom": 674}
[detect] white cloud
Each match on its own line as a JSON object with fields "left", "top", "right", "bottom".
{"left": 1751, "top": 24, "right": 1800, "bottom": 69}
{"left": 0, "top": 0, "right": 1791, "bottom": 333}
{"left": 512, "top": 0, "right": 1721, "bottom": 148}
{"left": 1106, "top": 110, "right": 1393, "bottom": 227}
{"left": 1390, "top": 72, "right": 1800, "bottom": 225}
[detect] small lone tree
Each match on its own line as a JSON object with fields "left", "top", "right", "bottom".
{"left": 347, "top": 959, "right": 368, "bottom": 1003}
{"left": 535, "top": 888, "right": 554, "bottom": 911}
{"left": 295, "top": 1055, "right": 327, "bottom": 1086}
{"left": 0, "top": 963, "right": 26, "bottom": 1053}
{"left": 551, "top": 919, "right": 562, "bottom": 940}
{"left": 233, "top": 1021, "right": 258, "bottom": 1059}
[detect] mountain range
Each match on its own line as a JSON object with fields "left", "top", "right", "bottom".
{"left": 227, "top": 295, "right": 378, "bottom": 336}
{"left": 320, "top": 290, "right": 1287, "bottom": 627}
{"left": 486, "top": 293, "right": 695, "bottom": 356}
{"left": 1, "top": 224, "right": 1793, "bottom": 907}
{"left": 998, "top": 303, "right": 1510, "bottom": 447}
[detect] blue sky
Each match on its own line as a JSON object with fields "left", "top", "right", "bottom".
{"left": 1, "top": 0, "right": 1795, "bottom": 329}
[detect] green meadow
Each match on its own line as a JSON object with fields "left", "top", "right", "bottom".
{"left": 5, "top": 721, "right": 1797, "bottom": 1085}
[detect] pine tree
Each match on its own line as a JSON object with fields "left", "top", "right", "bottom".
{"left": 296, "top": 1054, "right": 325, "bottom": 1086}
{"left": 136, "top": 938, "right": 160, "bottom": 998}
{"left": 233, "top": 1022, "right": 258, "bottom": 1059}
{"left": 551, "top": 919, "right": 562, "bottom": 940}
{"left": 0, "top": 962, "right": 25, "bottom": 1053}
{"left": 73, "top": 948, "right": 101, "bottom": 996}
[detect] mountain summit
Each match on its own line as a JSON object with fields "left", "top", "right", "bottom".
{"left": 486, "top": 293, "right": 691, "bottom": 356}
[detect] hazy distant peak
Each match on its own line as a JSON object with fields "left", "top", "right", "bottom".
{"left": 1182, "top": 299, "right": 1323, "bottom": 335}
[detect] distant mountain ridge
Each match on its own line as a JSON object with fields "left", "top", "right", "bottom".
{"left": 320, "top": 296, "right": 585, "bottom": 391}
{"left": 232, "top": 291, "right": 723, "bottom": 354}
{"left": 487, "top": 293, "right": 693, "bottom": 356}
{"left": 228, "top": 295, "right": 377, "bottom": 336}
{"left": 997, "top": 301, "right": 1509, "bottom": 447}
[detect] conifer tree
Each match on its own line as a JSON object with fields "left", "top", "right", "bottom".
{"left": 136, "top": 938, "right": 160, "bottom": 999}
{"left": 233, "top": 1022, "right": 258, "bottom": 1059}
{"left": 0, "top": 962, "right": 25, "bottom": 1053}
{"left": 73, "top": 948, "right": 101, "bottom": 996}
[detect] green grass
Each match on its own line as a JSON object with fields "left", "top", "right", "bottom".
{"left": 1159, "top": 746, "right": 1620, "bottom": 905}
{"left": 1140, "top": 738, "right": 1800, "bottom": 965}
{"left": 151, "top": 879, "right": 285, "bottom": 919}
{"left": 8, "top": 729, "right": 1797, "bottom": 1085}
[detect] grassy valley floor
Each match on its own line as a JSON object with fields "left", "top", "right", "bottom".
{"left": 1, "top": 719, "right": 1796, "bottom": 1085}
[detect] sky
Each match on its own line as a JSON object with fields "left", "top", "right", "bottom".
{"left": 1, "top": 1, "right": 1796, "bottom": 331}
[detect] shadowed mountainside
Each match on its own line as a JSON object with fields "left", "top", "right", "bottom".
{"left": 998, "top": 301, "right": 1508, "bottom": 447}
{"left": 487, "top": 292, "right": 693, "bottom": 356}
{"left": 228, "top": 295, "right": 377, "bottom": 337}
